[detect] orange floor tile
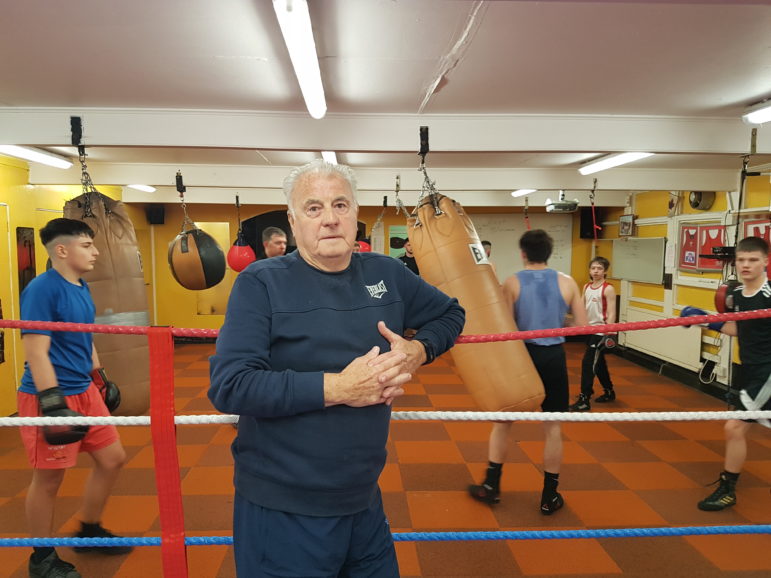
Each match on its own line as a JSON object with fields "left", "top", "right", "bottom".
{"left": 1, "top": 341, "right": 770, "bottom": 577}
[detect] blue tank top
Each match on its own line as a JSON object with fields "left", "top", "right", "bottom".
{"left": 515, "top": 268, "right": 568, "bottom": 345}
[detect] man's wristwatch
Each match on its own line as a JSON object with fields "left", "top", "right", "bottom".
{"left": 415, "top": 337, "right": 436, "bottom": 365}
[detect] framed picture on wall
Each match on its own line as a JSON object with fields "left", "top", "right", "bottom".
{"left": 696, "top": 224, "right": 726, "bottom": 271}
{"left": 744, "top": 219, "right": 771, "bottom": 277}
{"left": 678, "top": 224, "right": 699, "bottom": 270}
{"left": 618, "top": 214, "right": 634, "bottom": 237}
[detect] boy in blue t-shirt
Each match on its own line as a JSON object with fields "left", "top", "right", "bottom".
{"left": 19, "top": 218, "right": 132, "bottom": 578}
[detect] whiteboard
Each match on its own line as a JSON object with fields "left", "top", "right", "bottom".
{"left": 470, "top": 213, "right": 573, "bottom": 282}
{"left": 612, "top": 237, "right": 666, "bottom": 284}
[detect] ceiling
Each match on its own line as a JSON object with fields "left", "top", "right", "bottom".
{"left": 1, "top": 0, "right": 771, "bottom": 208}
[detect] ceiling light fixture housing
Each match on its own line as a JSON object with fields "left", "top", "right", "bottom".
{"left": 742, "top": 100, "right": 771, "bottom": 125}
{"left": 0, "top": 145, "right": 73, "bottom": 169}
{"left": 511, "top": 189, "right": 537, "bottom": 198}
{"left": 273, "top": 0, "right": 327, "bottom": 120}
{"left": 578, "top": 152, "right": 654, "bottom": 176}
{"left": 126, "top": 184, "right": 157, "bottom": 193}
{"left": 321, "top": 151, "right": 338, "bottom": 164}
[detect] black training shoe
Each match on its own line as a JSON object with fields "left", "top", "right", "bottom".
{"left": 569, "top": 395, "right": 591, "bottom": 412}
{"left": 541, "top": 492, "right": 564, "bottom": 515}
{"left": 73, "top": 525, "right": 134, "bottom": 555}
{"left": 698, "top": 474, "right": 737, "bottom": 511}
{"left": 468, "top": 483, "right": 500, "bottom": 504}
{"left": 595, "top": 390, "right": 616, "bottom": 403}
{"left": 29, "top": 551, "right": 81, "bottom": 578}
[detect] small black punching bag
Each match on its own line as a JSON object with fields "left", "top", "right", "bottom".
{"left": 168, "top": 171, "right": 226, "bottom": 290}
{"left": 168, "top": 221, "right": 226, "bottom": 290}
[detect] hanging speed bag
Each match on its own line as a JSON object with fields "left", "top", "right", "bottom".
{"left": 64, "top": 192, "right": 151, "bottom": 416}
{"left": 168, "top": 225, "right": 226, "bottom": 290}
{"left": 409, "top": 194, "right": 545, "bottom": 412}
{"left": 227, "top": 238, "right": 256, "bottom": 272}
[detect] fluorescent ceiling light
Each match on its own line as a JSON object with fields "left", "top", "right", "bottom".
{"left": 321, "top": 151, "right": 338, "bottom": 164}
{"left": 126, "top": 184, "right": 156, "bottom": 193}
{"left": 273, "top": 0, "right": 327, "bottom": 120}
{"left": 742, "top": 100, "right": 771, "bottom": 125}
{"left": 578, "top": 152, "right": 654, "bottom": 176}
{"left": 0, "top": 145, "right": 73, "bottom": 169}
{"left": 511, "top": 189, "right": 536, "bottom": 198}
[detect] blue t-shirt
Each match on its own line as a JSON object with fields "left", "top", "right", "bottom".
{"left": 515, "top": 268, "right": 568, "bottom": 346}
{"left": 19, "top": 269, "right": 95, "bottom": 395}
{"left": 209, "top": 250, "right": 465, "bottom": 517}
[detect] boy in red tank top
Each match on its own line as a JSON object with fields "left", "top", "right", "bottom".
{"left": 569, "top": 257, "right": 617, "bottom": 412}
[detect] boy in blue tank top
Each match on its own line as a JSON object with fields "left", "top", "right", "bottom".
{"left": 470, "top": 229, "right": 587, "bottom": 514}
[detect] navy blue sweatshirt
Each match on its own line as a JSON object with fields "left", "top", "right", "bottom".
{"left": 209, "top": 251, "right": 465, "bottom": 516}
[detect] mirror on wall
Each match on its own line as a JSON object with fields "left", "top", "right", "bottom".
{"left": 17, "top": 227, "right": 36, "bottom": 298}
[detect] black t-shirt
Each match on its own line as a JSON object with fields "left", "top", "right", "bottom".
{"left": 399, "top": 255, "right": 420, "bottom": 276}
{"left": 732, "top": 280, "right": 771, "bottom": 365}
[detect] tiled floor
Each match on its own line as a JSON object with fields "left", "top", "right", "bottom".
{"left": 1, "top": 341, "right": 770, "bottom": 577}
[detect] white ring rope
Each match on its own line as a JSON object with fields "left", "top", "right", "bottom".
{"left": 3, "top": 409, "right": 771, "bottom": 427}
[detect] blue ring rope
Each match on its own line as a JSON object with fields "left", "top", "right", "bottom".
{"left": 2, "top": 524, "right": 770, "bottom": 547}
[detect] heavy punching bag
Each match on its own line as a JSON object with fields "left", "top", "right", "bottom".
{"left": 168, "top": 171, "right": 227, "bottom": 290}
{"left": 409, "top": 193, "right": 545, "bottom": 413}
{"left": 64, "top": 191, "right": 151, "bottom": 416}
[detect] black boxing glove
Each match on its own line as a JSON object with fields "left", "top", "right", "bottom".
{"left": 38, "top": 387, "right": 90, "bottom": 445}
{"left": 91, "top": 367, "right": 121, "bottom": 414}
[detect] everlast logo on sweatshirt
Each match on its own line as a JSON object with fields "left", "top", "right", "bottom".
{"left": 366, "top": 280, "right": 388, "bottom": 299}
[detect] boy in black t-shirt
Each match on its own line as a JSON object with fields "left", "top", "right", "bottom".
{"left": 695, "top": 236, "right": 771, "bottom": 510}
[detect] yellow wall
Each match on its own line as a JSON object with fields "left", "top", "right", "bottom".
{"left": 634, "top": 190, "right": 670, "bottom": 220}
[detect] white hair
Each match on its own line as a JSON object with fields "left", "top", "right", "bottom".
{"left": 283, "top": 160, "right": 359, "bottom": 214}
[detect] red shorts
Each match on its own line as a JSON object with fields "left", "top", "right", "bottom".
{"left": 18, "top": 384, "right": 120, "bottom": 469}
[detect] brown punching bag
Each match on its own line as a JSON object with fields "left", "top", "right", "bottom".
{"left": 409, "top": 193, "right": 545, "bottom": 412}
{"left": 168, "top": 220, "right": 226, "bottom": 290}
{"left": 64, "top": 192, "right": 151, "bottom": 416}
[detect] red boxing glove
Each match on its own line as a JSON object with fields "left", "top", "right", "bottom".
{"left": 602, "top": 334, "right": 617, "bottom": 349}
{"left": 714, "top": 279, "right": 740, "bottom": 313}
{"left": 91, "top": 368, "right": 121, "bottom": 414}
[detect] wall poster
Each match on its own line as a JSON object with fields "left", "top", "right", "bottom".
{"left": 678, "top": 223, "right": 726, "bottom": 272}
{"left": 743, "top": 219, "right": 771, "bottom": 277}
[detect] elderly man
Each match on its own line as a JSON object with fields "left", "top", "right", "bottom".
{"left": 261, "top": 226, "right": 288, "bottom": 258}
{"left": 209, "top": 160, "right": 465, "bottom": 577}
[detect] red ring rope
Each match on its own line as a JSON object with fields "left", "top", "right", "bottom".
{"left": 2, "top": 308, "right": 771, "bottom": 343}
{"left": 455, "top": 308, "right": 771, "bottom": 343}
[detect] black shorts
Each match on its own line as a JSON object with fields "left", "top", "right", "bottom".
{"left": 525, "top": 342, "right": 569, "bottom": 413}
{"left": 735, "top": 363, "right": 771, "bottom": 415}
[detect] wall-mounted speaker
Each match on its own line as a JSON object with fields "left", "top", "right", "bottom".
{"left": 145, "top": 204, "right": 165, "bottom": 225}
{"left": 579, "top": 206, "right": 604, "bottom": 239}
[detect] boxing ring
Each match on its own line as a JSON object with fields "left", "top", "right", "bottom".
{"left": 1, "top": 309, "right": 771, "bottom": 578}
